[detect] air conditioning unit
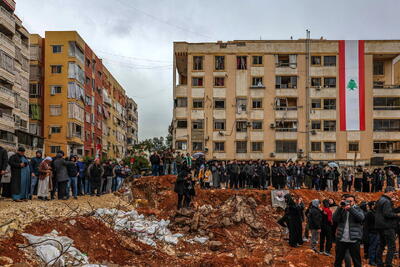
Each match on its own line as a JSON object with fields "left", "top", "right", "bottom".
{"left": 205, "top": 136, "right": 210, "bottom": 141}
{"left": 270, "top": 123, "right": 276, "bottom": 129}
{"left": 311, "top": 130, "right": 317, "bottom": 135}
{"left": 218, "top": 131, "right": 224, "bottom": 136}
{"left": 316, "top": 86, "right": 321, "bottom": 91}
{"left": 298, "top": 149, "right": 304, "bottom": 153}
{"left": 270, "top": 152, "right": 276, "bottom": 157}
{"left": 204, "top": 147, "right": 209, "bottom": 152}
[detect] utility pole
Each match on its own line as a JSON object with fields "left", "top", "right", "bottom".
{"left": 305, "top": 30, "right": 311, "bottom": 161}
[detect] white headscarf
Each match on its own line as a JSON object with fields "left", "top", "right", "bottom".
{"left": 44, "top": 156, "right": 52, "bottom": 161}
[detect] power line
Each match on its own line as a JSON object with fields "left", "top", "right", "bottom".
{"left": 114, "top": 0, "right": 213, "bottom": 39}
{"left": 101, "top": 57, "right": 172, "bottom": 70}
{"left": 97, "top": 50, "right": 172, "bottom": 63}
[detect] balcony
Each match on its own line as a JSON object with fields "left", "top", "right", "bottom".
{"left": 0, "top": 86, "right": 14, "bottom": 108}
{"left": 275, "top": 131, "right": 298, "bottom": 139}
{"left": 0, "top": 112, "right": 14, "bottom": 131}
{"left": 373, "top": 110, "right": 400, "bottom": 118}
{"left": 2, "top": 0, "right": 15, "bottom": 11}
{"left": 0, "top": 63, "right": 14, "bottom": 84}
{"left": 0, "top": 32, "right": 13, "bottom": 56}
{"left": 373, "top": 84, "right": 400, "bottom": 96}
{"left": 176, "top": 84, "right": 187, "bottom": 97}
{"left": 275, "top": 109, "right": 297, "bottom": 119}
{"left": 0, "top": 6, "right": 14, "bottom": 34}
{"left": 310, "top": 109, "right": 336, "bottom": 120}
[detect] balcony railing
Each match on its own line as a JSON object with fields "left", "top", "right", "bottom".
{"left": 373, "top": 106, "right": 400, "bottom": 110}
{"left": 274, "top": 107, "right": 298, "bottom": 111}
{"left": 276, "top": 128, "right": 298, "bottom": 132}
{"left": 275, "top": 62, "right": 297, "bottom": 68}
{"left": 373, "top": 84, "right": 400, "bottom": 89}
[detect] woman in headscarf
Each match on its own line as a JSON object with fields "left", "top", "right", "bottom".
{"left": 38, "top": 157, "right": 52, "bottom": 201}
{"left": 9, "top": 147, "right": 30, "bottom": 201}
{"left": 283, "top": 193, "right": 304, "bottom": 247}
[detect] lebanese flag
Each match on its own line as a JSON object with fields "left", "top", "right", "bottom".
{"left": 339, "top": 40, "right": 365, "bottom": 131}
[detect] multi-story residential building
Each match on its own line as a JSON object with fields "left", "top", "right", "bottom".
{"left": 39, "top": 31, "right": 134, "bottom": 158}
{"left": 126, "top": 97, "right": 138, "bottom": 152}
{"left": 172, "top": 40, "right": 400, "bottom": 164}
{"left": 0, "top": 0, "right": 43, "bottom": 157}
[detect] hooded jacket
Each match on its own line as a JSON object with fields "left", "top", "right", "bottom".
{"left": 53, "top": 153, "right": 74, "bottom": 182}
{"left": 308, "top": 199, "right": 322, "bottom": 230}
{"left": 375, "top": 194, "right": 400, "bottom": 230}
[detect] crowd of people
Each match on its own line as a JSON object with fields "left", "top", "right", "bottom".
{"left": 151, "top": 150, "right": 399, "bottom": 193}
{"left": 278, "top": 188, "right": 400, "bottom": 267}
{"left": 0, "top": 146, "right": 133, "bottom": 202}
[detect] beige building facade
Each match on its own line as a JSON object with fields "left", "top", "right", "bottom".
{"left": 172, "top": 40, "right": 400, "bottom": 164}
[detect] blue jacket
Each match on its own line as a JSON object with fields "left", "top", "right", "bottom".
{"left": 76, "top": 161, "right": 86, "bottom": 177}
{"left": 30, "top": 157, "right": 43, "bottom": 176}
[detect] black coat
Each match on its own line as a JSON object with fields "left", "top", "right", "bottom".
{"left": 9, "top": 153, "right": 24, "bottom": 196}
{"left": 308, "top": 206, "right": 322, "bottom": 230}
{"left": 333, "top": 206, "right": 364, "bottom": 241}
{"left": 0, "top": 146, "right": 8, "bottom": 171}
{"left": 375, "top": 195, "right": 400, "bottom": 230}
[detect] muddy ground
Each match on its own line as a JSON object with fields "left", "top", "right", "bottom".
{"left": 1, "top": 175, "right": 399, "bottom": 266}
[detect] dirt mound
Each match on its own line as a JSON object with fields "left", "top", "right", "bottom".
{"left": 0, "top": 216, "right": 189, "bottom": 266}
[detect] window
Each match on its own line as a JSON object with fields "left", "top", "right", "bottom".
{"left": 92, "top": 79, "right": 95, "bottom": 89}
{"left": 311, "top": 77, "right": 321, "bottom": 87}
{"left": 374, "top": 141, "right": 400, "bottom": 153}
{"left": 324, "top": 56, "right": 336, "bottom": 66}
{"left": 324, "top": 77, "right": 336, "bottom": 88}
{"left": 252, "top": 56, "right": 263, "bottom": 65}
{"left": 0, "top": 51, "right": 14, "bottom": 73}
{"left": 236, "top": 141, "right": 247, "bottom": 153}
{"left": 50, "top": 146, "right": 61, "bottom": 154}
{"left": 52, "top": 45, "right": 62, "bottom": 53}
{"left": 193, "top": 56, "right": 203, "bottom": 70}
{"left": 275, "top": 120, "right": 297, "bottom": 132}
{"left": 176, "top": 120, "right": 187, "bottom": 128}
{"left": 252, "top": 121, "right": 263, "bottom": 130}
{"left": 276, "top": 140, "right": 297, "bottom": 153}
{"left": 29, "top": 84, "right": 41, "bottom": 98}
{"left": 236, "top": 121, "right": 248, "bottom": 132}
{"left": 252, "top": 99, "right": 262, "bottom": 109}
{"left": 311, "top": 99, "right": 321, "bottom": 109}
{"left": 251, "top": 142, "right": 263, "bottom": 152}
{"left": 193, "top": 99, "right": 204, "bottom": 109}
{"left": 175, "top": 97, "right": 187, "bottom": 108}
{"left": 252, "top": 77, "right": 264, "bottom": 87}
{"left": 374, "top": 119, "right": 400, "bottom": 132}
{"left": 323, "top": 120, "right": 336, "bottom": 132}
{"left": 214, "top": 99, "right": 225, "bottom": 109}
{"left": 276, "top": 76, "right": 297, "bottom": 89}
{"left": 176, "top": 141, "right": 187, "bottom": 150}
{"left": 237, "top": 56, "right": 247, "bottom": 70}
{"left": 373, "top": 97, "right": 400, "bottom": 110}
{"left": 275, "top": 97, "right": 297, "bottom": 110}
{"left": 311, "top": 56, "right": 321, "bottom": 66}
{"left": 50, "top": 126, "right": 61, "bottom": 134}
{"left": 214, "top": 77, "right": 225, "bottom": 87}
{"left": 192, "top": 77, "right": 203, "bottom": 87}
{"left": 311, "top": 142, "right": 321, "bottom": 152}
{"left": 324, "top": 142, "right": 336, "bottom": 153}
{"left": 276, "top": 54, "right": 297, "bottom": 67}
{"left": 236, "top": 98, "right": 247, "bottom": 112}
{"left": 86, "top": 77, "right": 90, "bottom": 85}
{"left": 311, "top": 120, "right": 321, "bottom": 130}
{"left": 192, "top": 120, "right": 204, "bottom": 130}
{"left": 323, "top": 99, "right": 336, "bottom": 110}
{"left": 214, "top": 120, "right": 226, "bottom": 130}
{"left": 49, "top": 105, "right": 62, "bottom": 116}
{"left": 50, "top": 85, "right": 62, "bottom": 95}
{"left": 349, "top": 142, "right": 359, "bottom": 152}
{"left": 373, "top": 61, "right": 384, "bottom": 75}
{"left": 192, "top": 142, "right": 203, "bottom": 151}
{"left": 86, "top": 58, "right": 90, "bottom": 67}
{"left": 214, "top": 142, "right": 225, "bottom": 152}
{"left": 215, "top": 56, "right": 225, "bottom": 70}
{"left": 51, "top": 65, "right": 62, "bottom": 74}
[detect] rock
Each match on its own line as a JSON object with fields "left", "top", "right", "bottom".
{"left": 190, "top": 212, "right": 200, "bottom": 230}
{"left": 174, "top": 217, "right": 190, "bottom": 225}
{"left": 0, "top": 256, "right": 13, "bottom": 265}
{"left": 247, "top": 197, "right": 257, "bottom": 208}
{"left": 69, "top": 219, "right": 76, "bottom": 226}
{"left": 176, "top": 208, "right": 194, "bottom": 217}
{"left": 182, "top": 226, "right": 190, "bottom": 232}
{"left": 221, "top": 217, "right": 232, "bottom": 227}
{"left": 208, "top": 232, "right": 214, "bottom": 239}
{"left": 209, "top": 241, "right": 223, "bottom": 251}
{"left": 264, "top": 253, "right": 273, "bottom": 265}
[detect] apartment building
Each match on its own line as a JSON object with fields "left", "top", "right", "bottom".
{"left": 126, "top": 97, "right": 138, "bottom": 152}
{"left": 172, "top": 40, "right": 400, "bottom": 164}
{"left": 0, "top": 0, "right": 43, "bottom": 157}
{"left": 38, "top": 31, "right": 134, "bottom": 158}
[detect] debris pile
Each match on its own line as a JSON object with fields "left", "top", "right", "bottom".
{"left": 94, "top": 208, "right": 183, "bottom": 246}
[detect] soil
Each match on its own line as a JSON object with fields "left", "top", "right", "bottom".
{"left": 2, "top": 175, "right": 400, "bottom": 266}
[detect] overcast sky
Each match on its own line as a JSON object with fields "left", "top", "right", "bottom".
{"left": 17, "top": 0, "right": 400, "bottom": 140}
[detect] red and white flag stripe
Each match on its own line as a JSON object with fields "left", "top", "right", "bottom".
{"left": 339, "top": 40, "right": 365, "bottom": 131}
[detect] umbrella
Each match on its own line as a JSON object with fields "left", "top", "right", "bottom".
{"left": 192, "top": 152, "right": 205, "bottom": 159}
{"left": 384, "top": 165, "right": 400, "bottom": 175}
{"left": 328, "top": 162, "right": 339, "bottom": 168}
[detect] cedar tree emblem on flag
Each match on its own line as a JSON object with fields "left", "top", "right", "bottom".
{"left": 347, "top": 79, "right": 357, "bottom": 91}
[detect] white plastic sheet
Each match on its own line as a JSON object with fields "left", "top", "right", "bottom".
{"left": 95, "top": 208, "right": 183, "bottom": 247}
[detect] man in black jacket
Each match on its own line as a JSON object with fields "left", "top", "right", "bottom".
{"left": 0, "top": 146, "right": 8, "bottom": 197}
{"left": 375, "top": 186, "right": 400, "bottom": 267}
{"left": 333, "top": 194, "right": 364, "bottom": 267}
